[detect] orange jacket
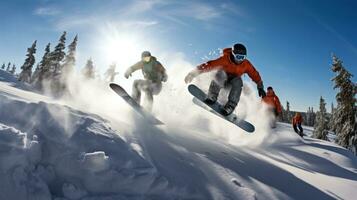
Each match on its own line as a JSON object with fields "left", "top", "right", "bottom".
{"left": 262, "top": 90, "right": 282, "bottom": 113}
{"left": 292, "top": 114, "right": 303, "bottom": 125}
{"left": 197, "top": 48, "right": 262, "bottom": 84}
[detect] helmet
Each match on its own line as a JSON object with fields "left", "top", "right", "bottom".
{"left": 232, "top": 43, "right": 247, "bottom": 56}
{"left": 141, "top": 51, "right": 151, "bottom": 58}
{"left": 267, "top": 86, "right": 273, "bottom": 90}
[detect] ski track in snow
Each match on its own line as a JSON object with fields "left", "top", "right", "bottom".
{"left": 0, "top": 69, "right": 357, "bottom": 200}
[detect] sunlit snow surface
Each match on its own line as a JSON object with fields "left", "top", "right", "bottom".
{"left": 0, "top": 69, "right": 356, "bottom": 200}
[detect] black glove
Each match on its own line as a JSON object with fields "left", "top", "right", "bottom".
{"left": 257, "top": 82, "right": 266, "bottom": 97}
{"left": 161, "top": 73, "right": 168, "bottom": 82}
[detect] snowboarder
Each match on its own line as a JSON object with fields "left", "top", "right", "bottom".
{"left": 124, "top": 51, "right": 168, "bottom": 112}
{"left": 292, "top": 112, "right": 304, "bottom": 137}
{"left": 184, "top": 43, "right": 266, "bottom": 116}
{"left": 104, "top": 63, "right": 119, "bottom": 82}
{"left": 262, "top": 86, "right": 282, "bottom": 127}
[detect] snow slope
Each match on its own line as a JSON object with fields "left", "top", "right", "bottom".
{"left": 0, "top": 69, "right": 357, "bottom": 200}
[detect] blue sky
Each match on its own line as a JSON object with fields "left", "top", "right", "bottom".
{"left": 0, "top": 0, "right": 356, "bottom": 112}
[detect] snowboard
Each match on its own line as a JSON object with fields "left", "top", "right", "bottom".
{"left": 109, "top": 83, "right": 164, "bottom": 125}
{"left": 188, "top": 84, "right": 255, "bottom": 133}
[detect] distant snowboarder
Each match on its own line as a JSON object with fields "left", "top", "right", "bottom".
{"left": 262, "top": 86, "right": 282, "bottom": 127}
{"left": 104, "top": 63, "right": 119, "bottom": 82}
{"left": 124, "top": 51, "right": 168, "bottom": 112}
{"left": 184, "top": 43, "right": 266, "bottom": 116}
{"left": 292, "top": 112, "right": 304, "bottom": 137}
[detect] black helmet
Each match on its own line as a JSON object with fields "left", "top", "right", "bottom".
{"left": 232, "top": 43, "right": 247, "bottom": 55}
{"left": 141, "top": 51, "right": 151, "bottom": 58}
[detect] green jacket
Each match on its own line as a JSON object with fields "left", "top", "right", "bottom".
{"left": 128, "top": 57, "right": 166, "bottom": 82}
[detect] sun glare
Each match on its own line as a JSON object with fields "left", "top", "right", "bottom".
{"left": 103, "top": 33, "right": 142, "bottom": 68}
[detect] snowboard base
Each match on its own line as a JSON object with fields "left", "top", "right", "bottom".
{"left": 110, "top": 83, "right": 163, "bottom": 125}
{"left": 188, "top": 84, "right": 255, "bottom": 133}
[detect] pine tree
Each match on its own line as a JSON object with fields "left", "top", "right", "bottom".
{"left": 307, "top": 107, "right": 313, "bottom": 126}
{"left": 31, "top": 64, "right": 41, "bottom": 84}
{"left": 331, "top": 55, "right": 357, "bottom": 154}
{"left": 18, "top": 40, "right": 37, "bottom": 83}
{"left": 50, "top": 31, "right": 66, "bottom": 75}
{"left": 329, "top": 103, "right": 336, "bottom": 132}
{"left": 82, "top": 58, "right": 95, "bottom": 79}
{"left": 31, "top": 43, "right": 51, "bottom": 91}
{"left": 313, "top": 96, "right": 329, "bottom": 140}
{"left": 104, "top": 62, "right": 119, "bottom": 82}
{"left": 39, "top": 43, "right": 52, "bottom": 80}
{"left": 1, "top": 63, "right": 5, "bottom": 70}
{"left": 49, "top": 32, "right": 67, "bottom": 96}
{"left": 10, "top": 65, "right": 16, "bottom": 75}
{"left": 62, "top": 35, "right": 78, "bottom": 77}
{"left": 6, "top": 62, "right": 11, "bottom": 71}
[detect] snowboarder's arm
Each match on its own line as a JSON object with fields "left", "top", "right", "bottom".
{"left": 245, "top": 61, "right": 266, "bottom": 97}
{"left": 196, "top": 57, "right": 224, "bottom": 72}
{"left": 245, "top": 61, "right": 262, "bottom": 84}
{"left": 275, "top": 96, "right": 282, "bottom": 114}
{"left": 155, "top": 61, "right": 168, "bottom": 82}
{"left": 128, "top": 62, "right": 143, "bottom": 73}
{"left": 125, "top": 62, "right": 142, "bottom": 78}
{"left": 185, "top": 57, "right": 223, "bottom": 83}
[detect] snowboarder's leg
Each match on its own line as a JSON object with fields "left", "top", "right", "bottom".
{"left": 298, "top": 124, "right": 304, "bottom": 136}
{"left": 144, "top": 81, "right": 162, "bottom": 112}
{"left": 293, "top": 124, "right": 299, "bottom": 134}
{"left": 222, "top": 76, "right": 243, "bottom": 115}
{"left": 132, "top": 79, "right": 148, "bottom": 105}
{"left": 206, "top": 70, "right": 227, "bottom": 104}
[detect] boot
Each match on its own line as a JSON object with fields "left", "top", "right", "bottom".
{"left": 204, "top": 96, "right": 217, "bottom": 105}
{"left": 221, "top": 101, "right": 236, "bottom": 116}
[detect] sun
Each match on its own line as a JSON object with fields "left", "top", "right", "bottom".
{"left": 101, "top": 33, "right": 143, "bottom": 69}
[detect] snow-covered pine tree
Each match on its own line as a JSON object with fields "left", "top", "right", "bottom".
{"left": 18, "top": 40, "right": 37, "bottom": 83}
{"left": 62, "top": 35, "right": 78, "bottom": 77}
{"left": 49, "top": 32, "right": 67, "bottom": 96}
{"left": 307, "top": 107, "right": 311, "bottom": 126}
{"left": 104, "top": 62, "right": 119, "bottom": 82}
{"left": 10, "top": 65, "right": 16, "bottom": 75}
{"left": 31, "top": 64, "right": 41, "bottom": 84}
{"left": 6, "top": 62, "right": 11, "bottom": 72}
{"left": 310, "top": 107, "right": 314, "bottom": 126}
{"left": 82, "top": 58, "right": 95, "bottom": 79}
{"left": 329, "top": 103, "right": 336, "bottom": 132}
{"left": 313, "top": 96, "right": 329, "bottom": 140}
{"left": 331, "top": 55, "right": 357, "bottom": 154}
{"left": 1, "top": 63, "right": 5, "bottom": 70}
{"left": 50, "top": 31, "right": 66, "bottom": 75}
{"left": 32, "top": 43, "right": 51, "bottom": 90}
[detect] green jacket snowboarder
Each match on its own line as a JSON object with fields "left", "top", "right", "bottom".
{"left": 124, "top": 51, "right": 168, "bottom": 112}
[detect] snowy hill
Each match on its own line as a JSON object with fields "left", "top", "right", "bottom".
{"left": 0, "top": 69, "right": 357, "bottom": 200}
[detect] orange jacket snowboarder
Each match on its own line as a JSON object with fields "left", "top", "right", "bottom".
{"left": 185, "top": 43, "right": 266, "bottom": 116}
{"left": 292, "top": 113, "right": 304, "bottom": 137}
{"left": 262, "top": 86, "right": 282, "bottom": 116}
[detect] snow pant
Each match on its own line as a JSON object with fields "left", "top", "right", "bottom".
{"left": 207, "top": 70, "right": 243, "bottom": 107}
{"left": 132, "top": 79, "right": 162, "bottom": 112}
{"left": 293, "top": 123, "right": 304, "bottom": 137}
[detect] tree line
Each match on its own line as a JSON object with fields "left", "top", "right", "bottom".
{"left": 279, "top": 55, "right": 356, "bottom": 155}
{"left": 13, "top": 31, "right": 118, "bottom": 97}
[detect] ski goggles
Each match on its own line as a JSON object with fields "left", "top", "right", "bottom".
{"left": 233, "top": 53, "right": 246, "bottom": 61}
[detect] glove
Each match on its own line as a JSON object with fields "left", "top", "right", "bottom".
{"left": 161, "top": 73, "right": 168, "bottom": 82}
{"left": 184, "top": 72, "right": 195, "bottom": 84}
{"left": 124, "top": 69, "right": 132, "bottom": 79}
{"left": 257, "top": 82, "right": 266, "bottom": 97}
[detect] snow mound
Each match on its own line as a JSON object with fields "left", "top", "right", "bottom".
{"left": 0, "top": 69, "right": 30, "bottom": 90}
{"left": 0, "top": 94, "right": 174, "bottom": 199}
{"left": 1, "top": 72, "right": 357, "bottom": 200}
